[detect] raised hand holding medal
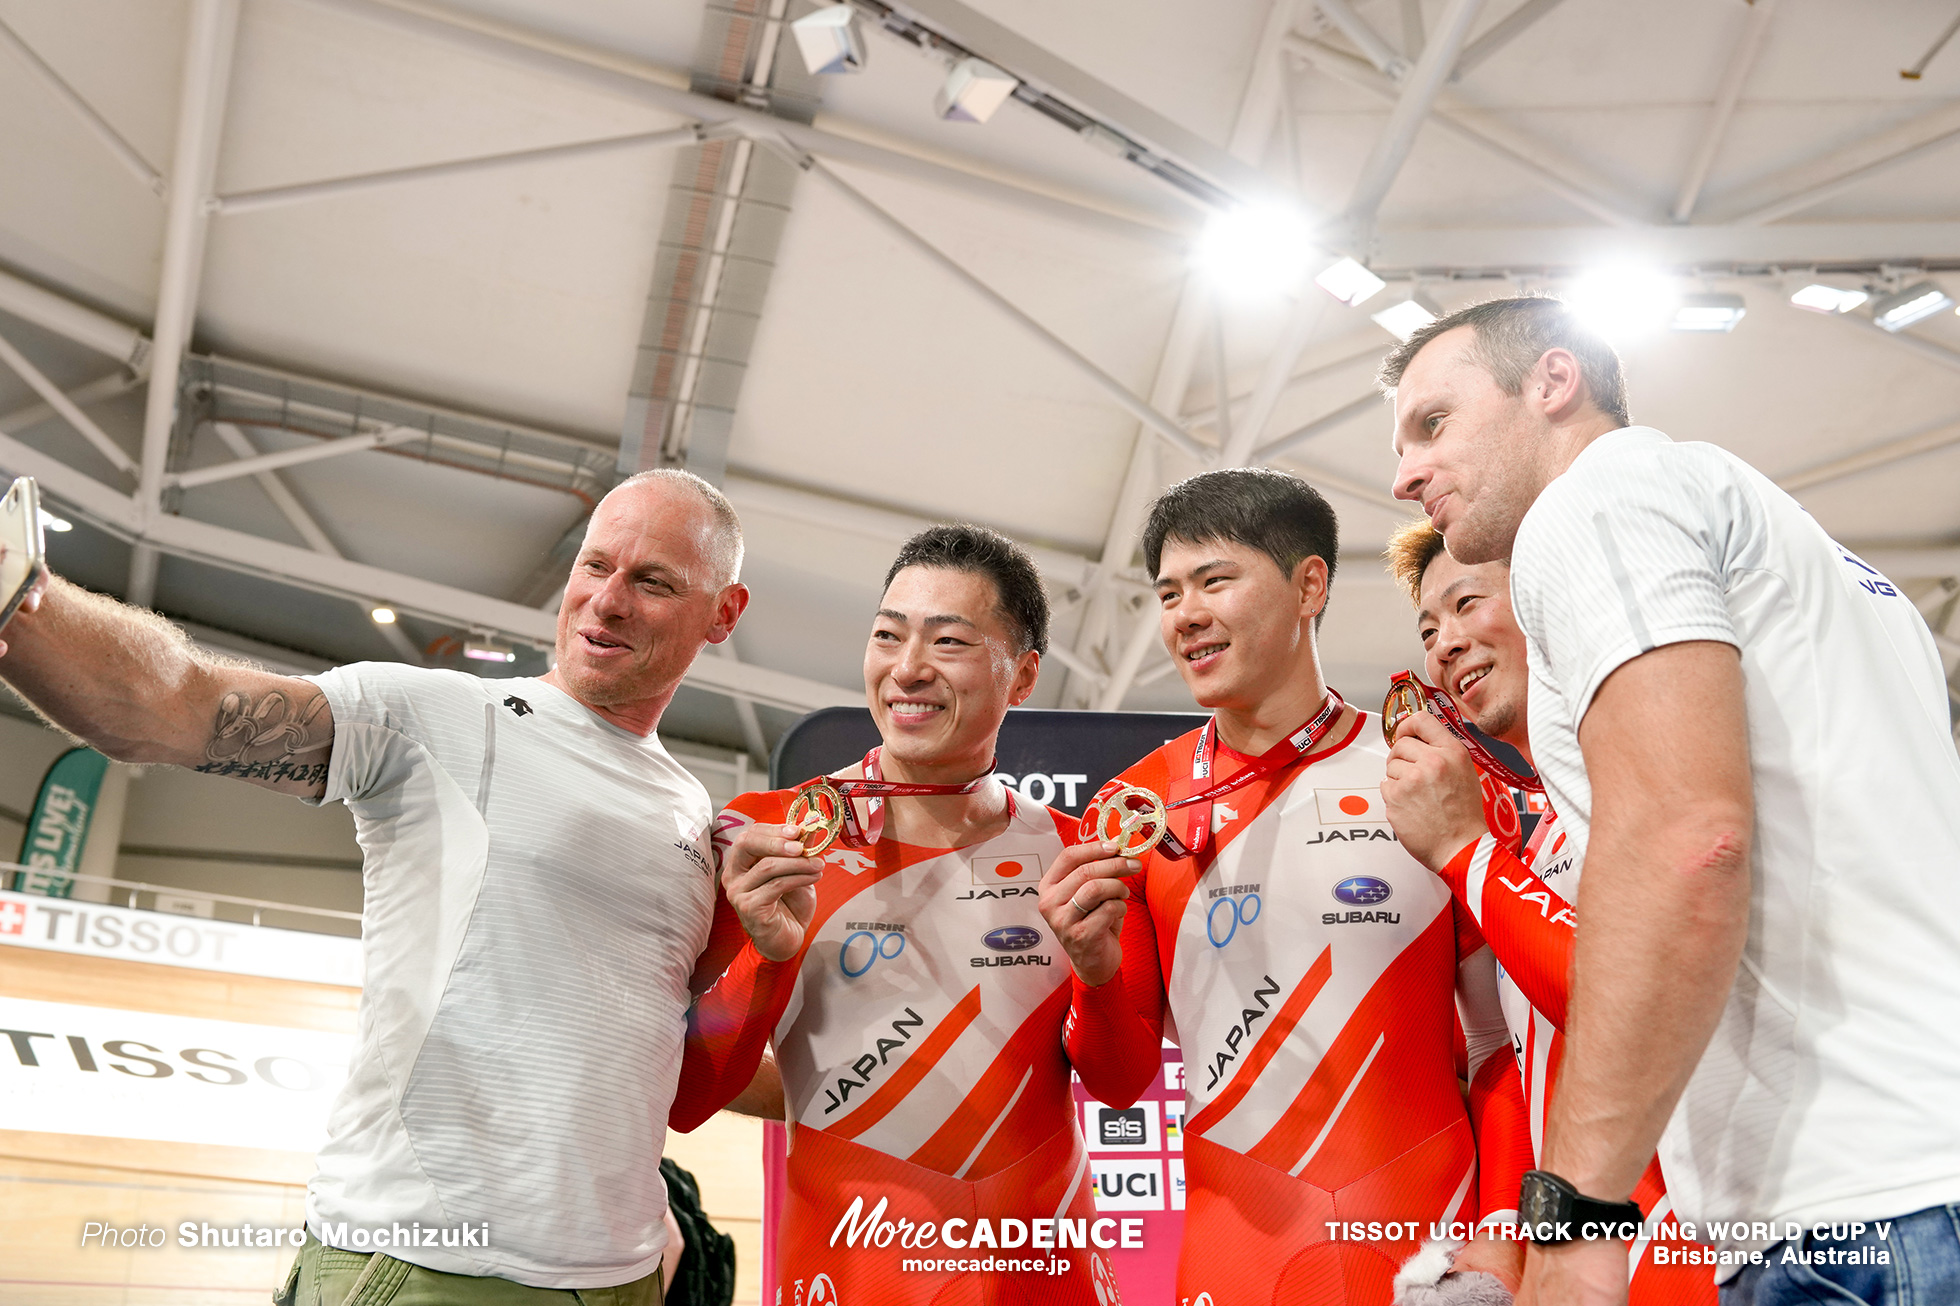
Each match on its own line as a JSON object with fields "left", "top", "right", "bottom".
{"left": 1078, "top": 688, "right": 1350, "bottom": 862}
{"left": 1380, "top": 670, "right": 1535, "bottom": 865}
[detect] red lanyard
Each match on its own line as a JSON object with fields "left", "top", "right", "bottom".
{"left": 1383, "top": 671, "right": 1542, "bottom": 793}
{"left": 791, "top": 747, "right": 997, "bottom": 852}
{"left": 1161, "top": 689, "right": 1348, "bottom": 859}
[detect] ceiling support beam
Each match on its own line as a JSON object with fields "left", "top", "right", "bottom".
{"left": 1220, "top": 293, "right": 1326, "bottom": 465}
{"left": 0, "top": 268, "right": 151, "bottom": 369}
{"left": 167, "top": 425, "right": 422, "bottom": 489}
{"left": 1314, "top": 0, "right": 1410, "bottom": 79}
{"left": 1718, "top": 101, "right": 1960, "bottom": 227}
{"left": 0, "top": 13, "right": 166, "bottom": 197}
{"left": 1095, "top": 604, "right": 1164, "bottom": 712}
{"left": 1777, "top": 412, "right": 1960, "bottom": 494}
{"left": 1818, "top": 310, "right": 1960, "bottom": 378}
{"left": 1451, "top": 0, "right": 1567, "bottom": 80}
{"left": 1253, "top": 390, "right": 1387, "bottom": 464}
{"left": 0, "top": 330, "right": 141, "bottom": 478}
{"left": 1287, "top": 39, "right": 1643, "bottom": 228}
{"left": 1671, "top": 0, "right": 1778, "bottom": 223}
{"left": 1343, "top": 0, "right": 1488, "bottom": 229}
{"left": 714, "top": 643, "right": 772, "bottom": 764}
{"left": 790, "top": 151, "right": 1209, "bottom": 463}
{"left": 0, "top": 430, "right": 858, "bottom": 713}
{"left": 1187, "top": 336, "right": 1385, "bottom": 431}
{"left": 209, "top": 422, "right": 425, "bottom": 665}
{"left": 298, "top": 0, "right": 1196, "bottom": 242}
{"left": 1062, "top": 0, "right": 1306, "bottom": 706}
{"left": 133, "top": 0, "right": 240, "bottom": 607}
{"left": 0, "top": 371, "right": 143, "bottom": 436}
{"left": 211, "top": 125, "right": 713, "bottom": 216}
{"left": 723, "top": 471, "right": 1098, "bottom": 591}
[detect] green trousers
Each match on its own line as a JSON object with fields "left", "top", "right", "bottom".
{"left": 275, "top": 1233, "right": 664, "bottom": 1306}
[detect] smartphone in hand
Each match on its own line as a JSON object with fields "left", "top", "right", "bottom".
{"left": 0, "top": 477, "right": 49, "bottom": 632}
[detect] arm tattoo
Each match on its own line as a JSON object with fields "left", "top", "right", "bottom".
{"left": 193, "top": 687, "right": 333, "bottom": 785}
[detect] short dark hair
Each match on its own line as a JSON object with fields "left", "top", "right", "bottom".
{"left": 1377, "top": 295, "right": 1632, "bottom": 428}
{"left": 883, "top": 524, "right": 1049, "bottom": 656}
{"left": 1141, "top": 469, "right": 1339, "bottom": 623}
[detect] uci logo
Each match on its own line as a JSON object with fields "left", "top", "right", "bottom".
{"left": 1207, "top": 893, "right": 1261, "bottom": 947}
{"left": 982, "top": 926, "right": 1041, "bottom": 952}
{"left": 1332, "top": 876, "right": 1393, "bottom": 906}
{"left": 839, "top": 931, "right": 904, "bottom": 978}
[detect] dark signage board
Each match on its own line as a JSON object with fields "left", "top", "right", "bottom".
{"left": 771, "top": 706, "right": 1212, "bottom": 817}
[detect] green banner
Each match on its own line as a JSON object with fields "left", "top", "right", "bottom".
{"left": 13, "top": 746, "right": 109, "bottom": 898}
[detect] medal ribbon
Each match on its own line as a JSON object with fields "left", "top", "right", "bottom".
{"left": 798, "top": 747, "right": 998, "bottom": 849}
{"left": 1152, "top": 689, "right": 1349, "bottom": 861}
{"left": 1386, "top": 671, "right": 1542, "bottom": 794}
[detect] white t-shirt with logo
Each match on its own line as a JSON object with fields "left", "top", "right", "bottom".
{"left": 1510, "top": 426, "right": 1960, "bottom": 1264}
{"left": 303, "top": 665, "right": 717, "bottom": 1288}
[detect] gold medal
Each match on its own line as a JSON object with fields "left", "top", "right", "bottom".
{"left": 1382, "top": 676, "right": 1431, "bottom": 746}
{"left": 1080, "top": 784, "right": 1172, "bottom": 857}
{"left": 786, "top": 781, "right": 845, "bottom": 857}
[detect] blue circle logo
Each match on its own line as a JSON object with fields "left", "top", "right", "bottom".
{"left": 839, "top": 930, "right": 906, "bottom": 977}
{"left": 1332, "top": 876, "right": 1393, "bottom": 906}
{"left": 983, "top": 926, "right": 1042, "bottom": 952}
{"left": 1206, "top": 893, "right": 1262, "bottom": 948}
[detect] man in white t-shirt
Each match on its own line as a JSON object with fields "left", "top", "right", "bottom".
{"left": 1378, "top": 296, "right": 1960, "bottom": 1306}
{"left": 0, "top": 469, "right": 751, "bottom": 1304}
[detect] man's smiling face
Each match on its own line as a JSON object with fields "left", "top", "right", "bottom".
{"left": 865, "top": 565, "right": 1036, "bottom": 774}
{"left": 1154, "top": 536, "right": 1322, "bottom": 716}
{"left": 1416, "top": 549, "right": 1529, "bottom": 748}
{"left": 1390, "top": 325, "right": 1546, "bottom": 565}
{"left": 552, "top": 479, "right": 735, "bottom": 713}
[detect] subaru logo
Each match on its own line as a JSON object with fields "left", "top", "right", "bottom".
{"left": 1332, "top": 876, "right": 1393, "bottom": 906}
{"left": 983, "top": 926, "right": 1042, "bottom": 952}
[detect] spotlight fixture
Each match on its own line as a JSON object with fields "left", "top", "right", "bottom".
{"left": 38, "top": 508, "right": 72, "bottom": 532}
{"left": 370, "top": 606, "right": 398, "bottom": 625}
{"left": 1371, "top": 290, "right": 1442, "bottom": 341}
{"left": 1566, "top": 266, "right": 1679, "bottom": 339}
{"left": 789, "top": 5, "right": 866, "bottom": 76}
{"left": 1869, "top": 281, "right": 1954, "bottom": 332}
{"left": 1314, "top": 257, "right": 1387, "bottom": 308}
{"left": 1671, "top": 293, "right": 1747, "bottom": 333}
{"left": 935, "top": 57, "right": 1017, "bottom": 123}
{"left": 1789, "top": 284, "right": 1869, "bottom": 314}
{"left": 464, "top": 637, "right": 516, "bottom": 664}
{"left": 1192, "top": 202, "right": 1318, "bottom": 296}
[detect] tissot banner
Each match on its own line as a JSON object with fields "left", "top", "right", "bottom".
{"left": 11, "top": 745, "right": 109, "bottom": 898}
{"left": 0, "top": 995, "right": 351, "bottom": 1152}
{"left": 0, "top": 885, "right": 363, "bottom": 986}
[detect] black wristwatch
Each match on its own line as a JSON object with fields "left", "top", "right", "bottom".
{"left": 1517, "top": 1171, "right": 1645, "bottom": 1243}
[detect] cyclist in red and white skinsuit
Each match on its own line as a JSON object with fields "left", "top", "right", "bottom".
{"left": 669, "top": 526, "right": 1163, "bottom": 1306}
{"left": 1380, "top": 520, "right": 1714, "bottom": 1305}
{"left": 1052, "top": 471, "right": 1521, "bottom": 1306}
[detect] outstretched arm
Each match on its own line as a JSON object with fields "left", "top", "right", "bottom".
{"left": 0, "top": 576, "right": 333, "bottom": 797}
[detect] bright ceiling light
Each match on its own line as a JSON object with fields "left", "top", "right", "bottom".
{"left": 789, "top": 5, "right": 866, "bottom": 75}
{"left": 935, "top": 57, "right": 1017, "bottom": 123}
{"left": 1672, "top": 292, "right": 1747, "bottom": 333}
{"left": 1191, "top": 203, "right": 1319, "bottom": 296}
{"left": 1371, "top": 290, "right": 1442, "bottom": 341}
{"left": 1314, "top": 257, "right": 1387, "bottom": 307}
{"left": 464, "top": 637, "right": 515, "bottom": 664}
{"left": 1566, "top": 266, "right": 1679, "bottom": 340}
{"left": 1789, "top": 284, "right": 1869, "bottom": 314}
{"left": 1870, "top": 280, "right": 1954, "bottom": 332}
{"left": 38, "top": 508, "right": 72, "bottom": 532}
{"left": 370, "top": 606, "right": 397, "bottom": 625}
